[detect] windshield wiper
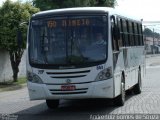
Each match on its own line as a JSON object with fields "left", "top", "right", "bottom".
{"left": 67, "top": 30, "right": 88, "bottom": 64}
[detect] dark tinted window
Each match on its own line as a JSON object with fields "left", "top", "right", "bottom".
{"left": 29, "top": 16, "right": 108, "bottom": 66}
{"left": 117, "top": 16, "right": 144, "bottom": 47}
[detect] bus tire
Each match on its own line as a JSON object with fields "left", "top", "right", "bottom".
{"left": 46, "top": 99, "right": 59, "bottom": 109}
{"left": 114, "top": 76, "right": 125, "bottom": 106}
{"left": 133, "top": 69, "right": 142, "bottom": 94}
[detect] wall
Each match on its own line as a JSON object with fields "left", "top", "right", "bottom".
{"left": 0, "top": 49, "right": 26, "bottom": 82}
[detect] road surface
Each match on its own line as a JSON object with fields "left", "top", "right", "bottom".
{"left": 0, "top": 55, "right": 160, "bottom": 120}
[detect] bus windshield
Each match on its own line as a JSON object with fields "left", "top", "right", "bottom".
{"left": 29, "top": 15, "right": 108, "bottom": 67}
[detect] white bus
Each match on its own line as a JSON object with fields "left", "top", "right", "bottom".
{"left": 26, "top": 7, "right": 145, "bottom": 108}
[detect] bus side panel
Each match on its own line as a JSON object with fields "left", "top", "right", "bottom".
{"left": 113, "top": 49, "right": 125, "bottom": 97}
{"left": 113, "top": 46, "right": 145, "bottom": 97}
{"left": 126, "top": 47, "right": 138, "bottom": 89}
{"left": 127, "top": 46, "right": 145, "bottom": 87}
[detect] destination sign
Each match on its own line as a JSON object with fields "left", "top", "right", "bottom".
{"left": 47, "top": 19, "right": 90, "bottom": 28}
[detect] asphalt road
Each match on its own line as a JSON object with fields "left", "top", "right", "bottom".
{"left": 1, "top": 55, "right": 160, "bottom": 120}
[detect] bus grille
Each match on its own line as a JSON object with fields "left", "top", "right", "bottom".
{"left": 46, "top": 70, "right": 90, "bottom": 79}
{"left": 49, "top": 88, "right": 88, "bottom": 95}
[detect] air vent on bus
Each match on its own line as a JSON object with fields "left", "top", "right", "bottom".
{"left": 49, "top": 88, "right": 88, "bottom": 95}
{"left": 46, "top": 70, "right": 90, "bottom": 79}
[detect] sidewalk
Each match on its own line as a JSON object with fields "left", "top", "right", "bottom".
{"left": 146, "top": 54, "right": 160, "bottom": 67}
{"left": 146, "top": 53, "right": 160, "bottom": 58}
{"left": 0, "top": 83, "right": 27, "bottom": 92}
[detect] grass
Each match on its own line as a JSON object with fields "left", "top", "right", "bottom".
{"left": 0, "top": 77, "right": 27, "bottom": 92}
{"left": 14, "top": 77, "right": 27, "bottom": 84}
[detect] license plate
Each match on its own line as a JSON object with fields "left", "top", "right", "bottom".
{"left": 61, "top": 85, "right": 76, "bottom": 91}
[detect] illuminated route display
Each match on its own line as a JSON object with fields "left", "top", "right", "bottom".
{"left": 47, "top": 19, "right": 90, "bottom": 28}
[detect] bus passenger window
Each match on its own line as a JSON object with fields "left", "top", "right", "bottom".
{"left": 122, "top": 19, "right": 129, "bottom": 46}
{"left": 111, "top": 16, "right": 118, "bottom": 51}
{"left": 117, "top": 18, "right": 123, "bottom": 48}
{"left": 139, "top": 24, "right": 144, "bottom": 45}
{"left": 134, "top": 23, "right": 138, "bottom": 46}
{"left": 126, "top": 20, "right": 130, "bottom": 46}
{"left": 132, "top": 22, "right": 136, "bottom": 46}
{"left": 128, "top": 21, "right": 134, "bottom": 46}
{"left": 137, "top": 23, "right": 141, "bottom": 46}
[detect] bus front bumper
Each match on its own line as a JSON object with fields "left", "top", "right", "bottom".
{"left": 27, "top": 79, "right": 114, "bottom": 100}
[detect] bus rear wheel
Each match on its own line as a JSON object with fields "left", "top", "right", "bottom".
{"left": 114, "top": 76, "right": 125, "bottom": 106}
{"left": 46, "top": 99, "right": 59, "bottom": 109}
{"left": 133, "top": 69, "right": 142, "bottom": 94}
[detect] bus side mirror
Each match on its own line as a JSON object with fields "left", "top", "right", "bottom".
{"left": 20, "top": 22, "right": 29, "bottom": 26}
{"left": 17, "top": 22, "right": 28, "bottom": 48}
{"left": 113, "top": 26, "right": 120, "bottom": 41}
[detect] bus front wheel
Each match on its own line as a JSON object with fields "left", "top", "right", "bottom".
{"left": 46, "top": 99, "right": 59, "bottom": 109}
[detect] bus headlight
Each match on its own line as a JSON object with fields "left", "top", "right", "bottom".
{"left": 27, "top": 71, "right": 43, "bottom": 84}
{"left": 95, "top": 67, "right": 112, "bottom": 81}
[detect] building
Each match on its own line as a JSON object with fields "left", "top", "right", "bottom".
{"left": 145, "top": 37, "right": 160, "bottom": 54}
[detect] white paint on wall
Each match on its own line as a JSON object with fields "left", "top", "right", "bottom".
{"left": 0, "top": 49, "right": 26, "bottom": 82}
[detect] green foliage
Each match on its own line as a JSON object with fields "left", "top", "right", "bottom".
{"left": 0, "top": 0, "right": 39, "bottom": 82}
{"left": 0, "top": 77, "right": 26, "bottom": 92}
{"left": 144, "top": 28, "right": 160, "bottom": 38}
{"left": 95, "top": 0, "right": 116, "bottom": 7}
{"left": 33, "top": 0, "right": 116, "bottom": 11}
{"left": 144, "top": 28, "right": 153, "bottom": 37}
{"left": 0, "top": 0, "right": 39, "bottom": 51}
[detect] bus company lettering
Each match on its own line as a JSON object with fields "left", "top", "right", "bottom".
{"left": 97, "top": 65, "right": 104, "bottom": 70}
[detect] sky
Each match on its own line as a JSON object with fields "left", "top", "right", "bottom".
{"left": 115, "top": 0, "right": 160, "bottom": 21}
{"left": 115, "top": 0, "right": 160, "bottom": 32}
{"left": 0, "top": 0, "right": 28, "bottom": 5}
{"left": 0, "top": 0, "right": 159, "bottom": 22}
{"left": 0, "top": 0, "right": 160, "bottom": 30}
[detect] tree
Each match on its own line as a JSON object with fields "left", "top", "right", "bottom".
{"left": 0, "top": 0, "right": 39, "bottom": 82}
{"left": 144, "top": 28, "right": 153, "bottom": 37}
{"left": 32, "top": 0, "right": 116, "bottom": 11}
{"left": 95, "top": 0, "right": 115, "bottom": 7}
{"left": 144, "top": 28, "right": 160, "bottom": 39}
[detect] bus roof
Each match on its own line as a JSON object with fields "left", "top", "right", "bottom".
{"left": 32, "top": 7, "right": 142, "bottom": 22}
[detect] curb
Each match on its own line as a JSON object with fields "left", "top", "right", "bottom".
{"left": 0, "top": 83, "right": 27, "bottom": 92}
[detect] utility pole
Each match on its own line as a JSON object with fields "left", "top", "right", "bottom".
{"left": 153, "top": 28, "right": 155, "bottom": 45}
{"left": 143, "top": 21, "right": 160, "bottom": 54}
{"left": 152, "top": 28, "right": 155, "bottom": 54}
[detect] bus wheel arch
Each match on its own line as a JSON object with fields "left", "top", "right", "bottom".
{"left": 113, "top": 72, "right": 125, "bottom": 106}
{"left": 46, "top": 99, "right": 59, "bottom": 109}
{"left": 133, "top": 66, "right": 142, "bottom": 94}
{"left": 122, "top": 71, "right": 125, "bottom": 84}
